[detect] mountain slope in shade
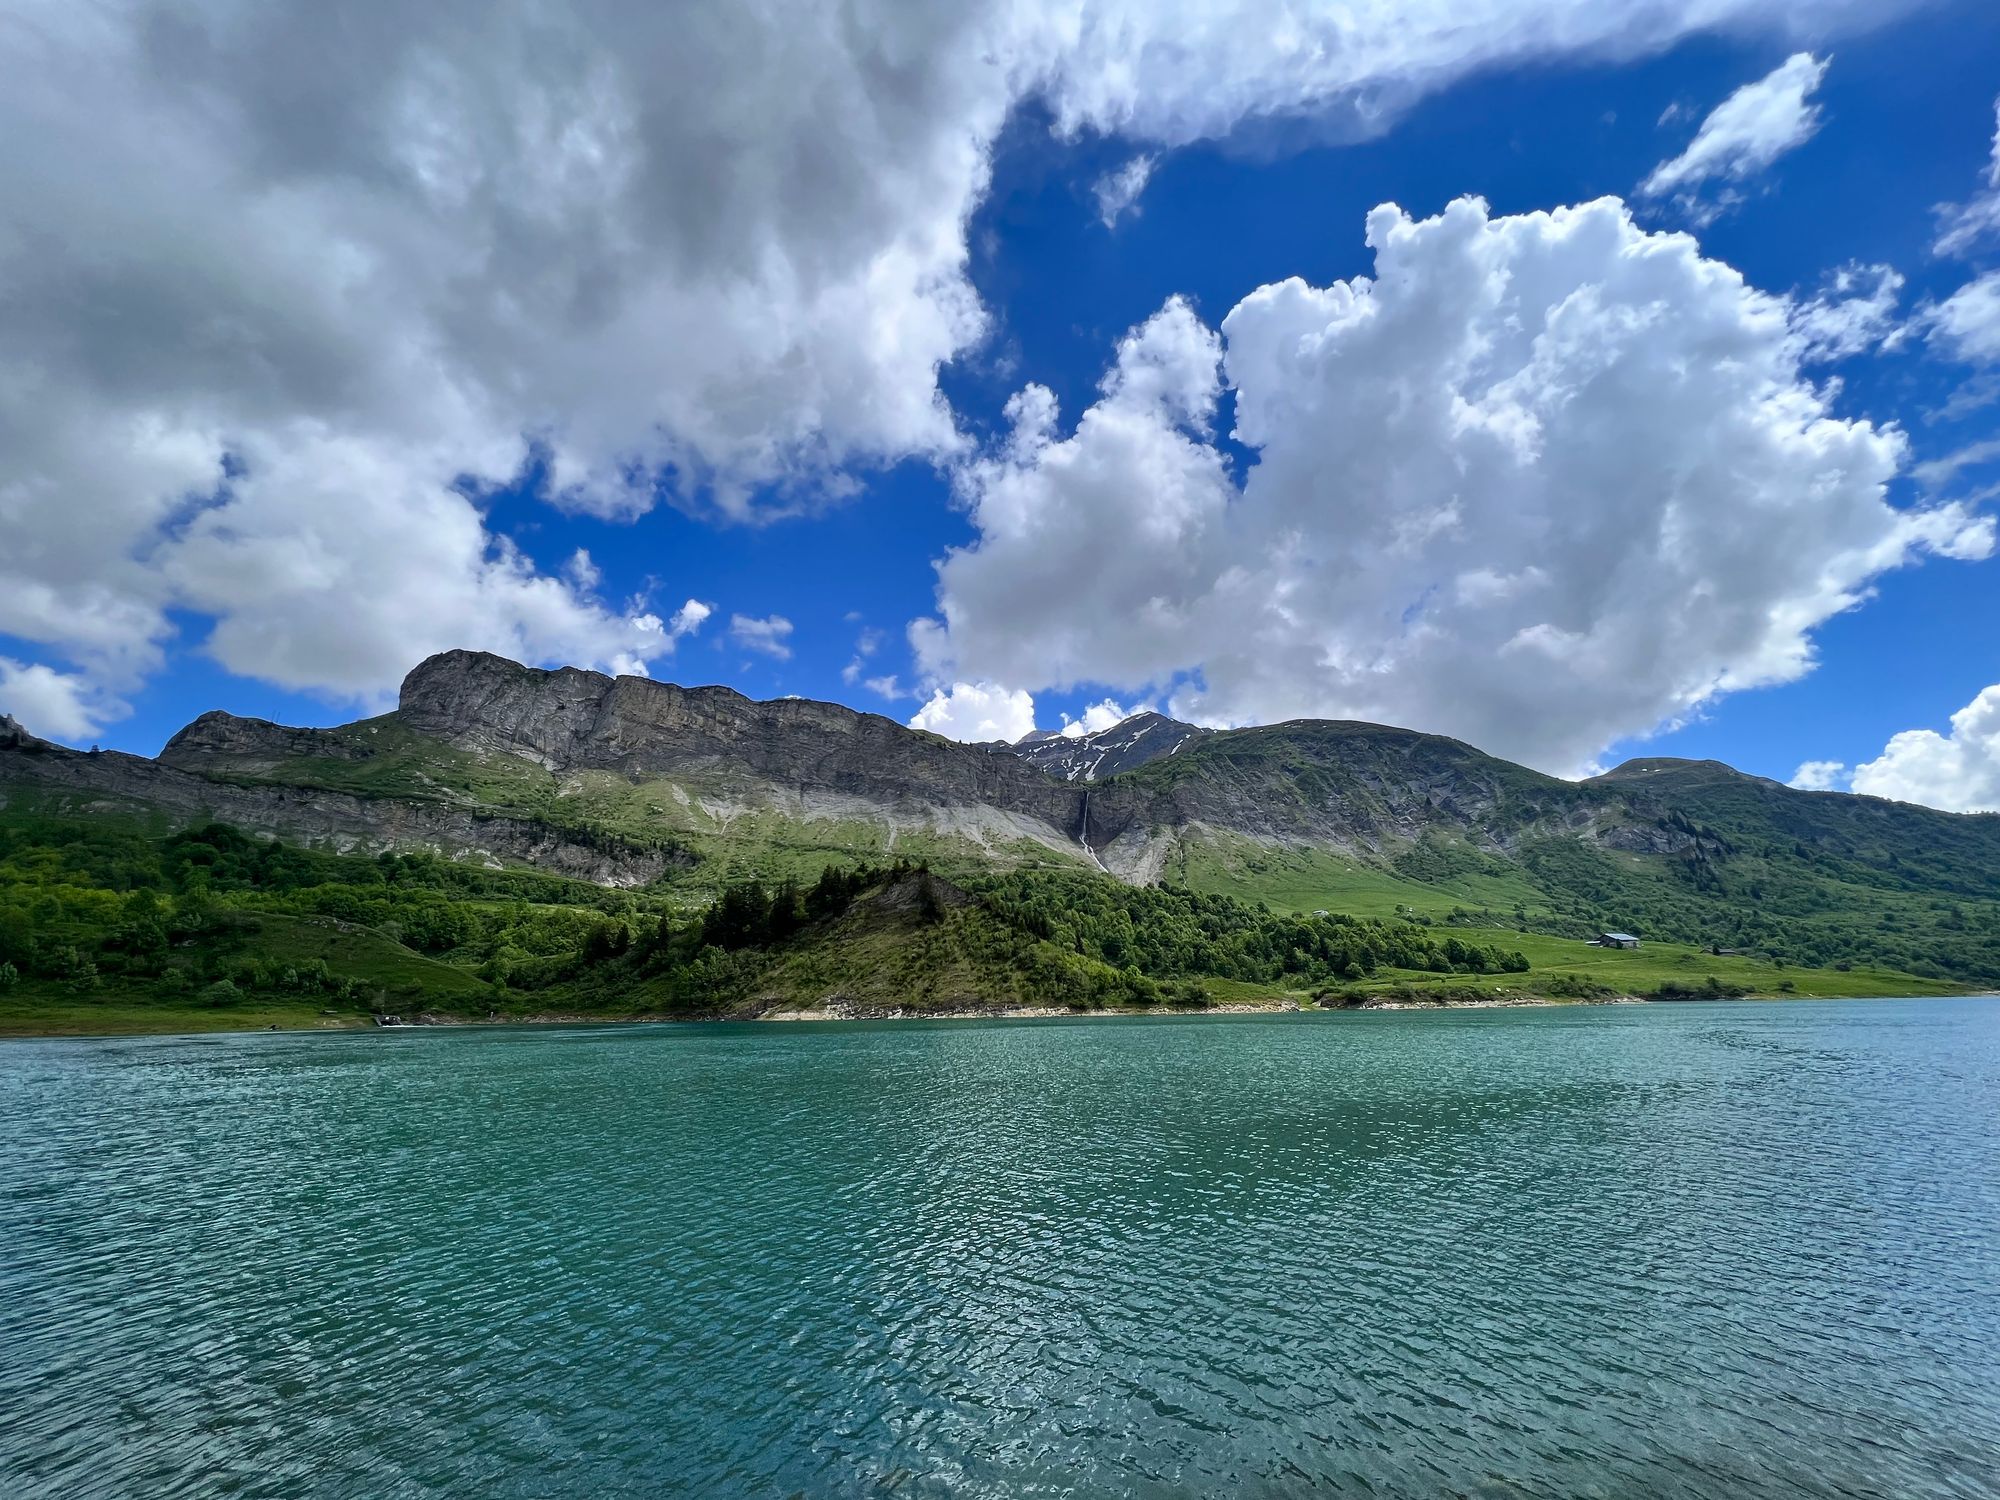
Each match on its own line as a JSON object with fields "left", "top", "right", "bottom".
{"left": 1005, "top": 711, "right": 1212, "bottom": 782}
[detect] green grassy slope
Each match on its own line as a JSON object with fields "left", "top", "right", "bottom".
{"left": 0, "top": 911, "right": 488, "bottom": 1036}
{"left": 1172, "top": 821, "right": 2000, "bottom": 989}
{"left": 0, "top": 804, "right": 1966, "bottom": 1038}
{"left": 1332, "top": 925, "right": 1961, "bottom": 1002}
{"left": 1174, "top": 828, "right": 1556, "bottom": 919}
{"left": 1082, "top": 725, "right": 2000, "bottom": 986}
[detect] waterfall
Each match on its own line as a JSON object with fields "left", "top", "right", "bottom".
{"left": 1078, "top": 789, "right": 1108, "bottom": 874}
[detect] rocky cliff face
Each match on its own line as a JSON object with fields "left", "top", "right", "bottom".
{"left": 161, "top": 710, "right": 375, "bottom": 771}
{"left": 394, "top": 650, "right": 1093, "bottom": 831}
{"left": 3, "top": 730, "right": 688, "bottom": 886}
{"left": 1073, "top": 719, "right": 1599, "bottom": 862}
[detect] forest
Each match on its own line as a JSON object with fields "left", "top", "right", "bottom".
{"left": 7, "top": 807, "right": 1971, "bottom": 1028}
{"left": 0, "top": 815, "right": 1529, "bottom": 1018}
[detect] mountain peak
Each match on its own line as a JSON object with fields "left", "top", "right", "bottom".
{"left": 1589, "top": 756, "right": 1786, "bottom": 791}
{"left": 1008, "top": 709, "right": 1211, "bottom": 783}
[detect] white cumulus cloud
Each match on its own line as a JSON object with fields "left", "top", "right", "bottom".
{"left": 728, "top": 614, "right": 795, "bottom": 661}
{"left": 1788, "top": 758, "right": 1849, "bottom": 791}
{"left": 1640, "top": 52, "right": 1829, "bottom": 220}
{"left": 1848, "top": 685, "right": 2000, "bottom": 812}
{"left": 156, "top": 429, "right": 687, "bottom": 702}
{"left": 667, "top": 600, "right": 715, "bottom": 638}
{"left": 0, "top": 0, "right": 1928, "bottom": 725}
{"left": 1061, "top": 699, "right": 1134, "bottom": 737}
{"left": 908, "top": 681, "right": 1037, "bottom": 743}
{"left": 0, "top": 658, "right": 116, "bottom": 743}
{"left": 915, "top": 195, "right": 1994, "bottom": 774}
{"left": 1788, "top": 264, "right": 1904, "bottom": 360}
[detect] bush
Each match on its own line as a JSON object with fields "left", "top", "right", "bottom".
{"left": 0, "top": 960, "right": 17, "bottom": 992}
{"left": 1540, "top": 973, "right": 1618, "bottom": 1000}
{"left": 1651, "top": 977, "right": 1748, "bottom": 1000}
{"left": 200, "top": 979, "right": 242, "bottom": 1008}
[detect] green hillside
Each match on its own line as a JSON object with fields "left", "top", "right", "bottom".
{"left": 0, "top": 807, "right": 1968, "bottom": 1037}
{"left": 1094, "top": 727, "right": 2000, "bottom": 986}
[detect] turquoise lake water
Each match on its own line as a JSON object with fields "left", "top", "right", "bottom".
{"left": 3, "top": 1000, "right": 1998, "bottom": 1498}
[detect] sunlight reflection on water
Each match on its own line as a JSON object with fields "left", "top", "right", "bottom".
{"left": 3, "top": 1000, "right": 1998, "bottom": 1498}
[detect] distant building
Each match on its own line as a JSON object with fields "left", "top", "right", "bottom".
{"left": 1594, "top": 931, "right": 1640, "bottom": 950}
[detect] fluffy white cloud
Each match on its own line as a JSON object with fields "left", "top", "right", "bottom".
{"left": 1935, "top": 97, "right": 2000, "bottom": 257}
{"left": 1640, "top": 52, "right": 1828, "bottom": 219}
{"left": 1093, "top": 156, "right": 1156, "bottom": 228}
{"left": 0, "top": 0, "right": 1926, "bottom": 723}
{"left": 1921, "top": 103, "right": 2000, "bottom": 376}
{"left": 1849, "top": 685, "right": 2000, "bottom": 812}
{"left": 1061, "top": 699, "right": 1134, "bottom": 737}
{"left": 1, "top": 0, "right": 997, "bottom": 720}
{"left": 909, "top": 299, "right": 1233, "bottom": 698}
{"left": 668, "top": 600, "right": 715, "bottom": 639}
{"left": 152, "top": 429, "right": 694, "bottom": 701}
{"left": 0, "top": 658, "right": 115, "bottom": 743}
{"left": 1788, "top": 758, "right": 1849, "bottom": 791}
{"left": 916, "top": 196, "right": 1994, "bottom": 774}
{"left": 1788, "top": 264, "right": 1905, "bottom": 360}
{"left": 908, "top": 681, "right": 1037, "bottom": 743}
{"left": 1927, "top": 271, "right": 2000, "bottom": 365}
{"left": 728, "top": 614, "right": 795, "bottom": 660}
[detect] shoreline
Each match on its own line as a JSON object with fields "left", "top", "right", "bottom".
{"left": 0, "top": 993, "right": 1624, "bottom": 1039}
{"left": 757, "top": 994, "right": 1646, "bottom": 1021}
{"left": 31, "top": 990, "right": 1999, "bottom": 1041}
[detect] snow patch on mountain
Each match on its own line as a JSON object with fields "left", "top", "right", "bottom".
{"left": 1006, "top": 711, "right": 1211, "bottom": 782}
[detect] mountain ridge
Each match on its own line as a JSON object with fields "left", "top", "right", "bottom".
{"left": 5, "top": 650, "right": 1998, "bottom": 984}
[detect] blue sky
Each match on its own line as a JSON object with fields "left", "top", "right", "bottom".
{"left": 4, "top": 0, "right": 2000, "bottom": 807}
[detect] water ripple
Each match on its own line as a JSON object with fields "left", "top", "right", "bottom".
{"left": 3, "top": 1002, "right": 1999, "bottom": 1497}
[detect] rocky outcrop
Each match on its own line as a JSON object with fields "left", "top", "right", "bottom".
{"left": 0, "top": 735, "right": 686, "bottom": 886}
{"left": 394, "top": 649, "right": 1093, "bottom": 830}
{"left": 1076, "top": 719, "right": 1592, "bottom": 858}
{"left": 160, "top": 710, "right": 373, "bottom": 771}
{"left": 0, "top": 715, "right": 47, "bottom": 753}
